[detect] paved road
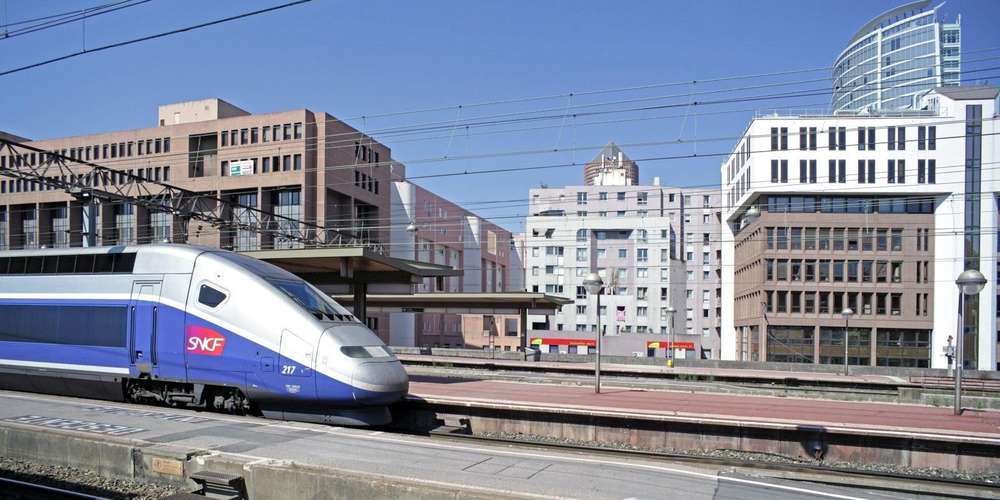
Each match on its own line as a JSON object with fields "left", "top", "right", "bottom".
{"left": 0, "top": 390, "right": 909, "bottom": 499}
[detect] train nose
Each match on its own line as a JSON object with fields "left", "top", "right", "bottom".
{"left": 351, "top": 360, "right": 409, "bottom": 403}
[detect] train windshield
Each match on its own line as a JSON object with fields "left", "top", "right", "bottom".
{"left": 266, "top": 278, "right": 356, "bottom": 322}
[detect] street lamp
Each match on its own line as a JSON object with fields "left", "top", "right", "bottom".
{"left": 583, "top": 272, "right": 604, "bottom": 394}
{"left": 406, "top": 219, "right": 420, "bottom": 260}
{"left": 665, "top": 306, "right": 677, "bottom": 368}
{"left": 954, "top": 269, "right": 987, "bottom": 416}
{"left": 840, "top": 307, "right": 854, "bottom": 376}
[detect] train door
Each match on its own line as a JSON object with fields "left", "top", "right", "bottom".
{"left": 277, "top": 329, "right": 316, "bottom": 399}
{"left": 129, "top": 281, "right": 162, "bottom": 377}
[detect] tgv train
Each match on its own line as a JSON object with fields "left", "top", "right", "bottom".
{"left": 0, "top": 244, "right": 408, "bottom": 425}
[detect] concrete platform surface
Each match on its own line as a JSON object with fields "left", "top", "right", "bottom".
{"left": 0, "top": 390, "right": 895, "bottom": 500}
{"left": 397, "top": 354, "right": 911, "bottom": 386}
{"left": 408, "top": 378, "right": 1000, "bottom": 444}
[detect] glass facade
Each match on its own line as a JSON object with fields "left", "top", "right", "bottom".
{"left": 233, "top": 192, "right": 259, "bottom": 252}
{"left": 962, "top": 104, "right": 983, "bottom": 368}
{"left": 151, "top": 210, "right": 172, "bottom": 243}
{"left": 766, "top": 325, "right": 814, "bottom": 363}
{"left": 51, "top": 206, "right": 69, "bottom": 248}
{"left": 272, "top": 189, "right": 302, "bottom": 250}
{"left": 22, "top": 207, "right": 37, "bottom": 249}
{"left": 115, "top": 202, "right": 135, "bottom": 245}
{"left": 832, "top": 3, "right": 960, "bottom": 113}
{"left": 0, "top": 207, "right": 6, "bottom": 250}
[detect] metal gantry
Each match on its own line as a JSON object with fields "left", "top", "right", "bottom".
{"left": 0, "top": 138, "right": 382, "bottom": 251}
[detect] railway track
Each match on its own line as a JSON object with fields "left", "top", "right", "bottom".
{"left": 0, "top": 476, "right": 110, "bottom": 500}
{"left": 423, "top": 427, "right": 1000, "bottom": 499}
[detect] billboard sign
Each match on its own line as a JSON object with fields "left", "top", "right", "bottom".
{"left": 229, "top": 160, "right": 254, "bottom": 177}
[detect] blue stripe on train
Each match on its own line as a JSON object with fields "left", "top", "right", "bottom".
{"left": 0, "top": 297, "right": 390, "bottom": 407}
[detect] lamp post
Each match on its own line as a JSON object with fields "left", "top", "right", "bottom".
{"left": 954, "top": 269, "right": 987, "bottom": 416}
{"left": 665, "top": 306, "right": 676, "bottom": 367}
{"left": 583, "top": 272, "right": 604, "bottom": 394}
{"left": 406, "top": 221, "right": 418, "bottom": 251}
{"left": 840, "top": 307, "right": 854, "bottom": 376}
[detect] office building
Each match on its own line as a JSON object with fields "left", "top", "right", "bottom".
{"left": 721, "top": 86, "right": 999, "bottom": 370}
{"left": 832, "top": 0, "right": 961, "bottom": 114}
{"left": 0, "top": 98, "right": 391, "bottom": 252}
{"left": 388, "top": 178, "right": 517, "bottom": 348}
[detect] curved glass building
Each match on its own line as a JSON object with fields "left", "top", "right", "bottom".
{"left": 832, "top": 1, "right": 960, "bottom": 114}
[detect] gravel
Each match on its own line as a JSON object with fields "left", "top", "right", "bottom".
{"left": 0, "top": 457, "right": 181, "bottom": 500}
{"left": 475, "top": 430, "right": 1000, "bottom": 485}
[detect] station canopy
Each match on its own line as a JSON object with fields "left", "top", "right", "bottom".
{"left": 242, "top": 247, "right": 459, "bottom": 294}
{"left": 328, "top": 292, "right": 572, "bottom": 315}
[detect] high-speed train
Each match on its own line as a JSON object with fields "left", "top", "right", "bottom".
{"left": 0, "top": 244, "right": 408, "bottom": 426}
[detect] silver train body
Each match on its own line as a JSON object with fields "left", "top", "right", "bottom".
{"left": 0, "top": 244, "right": 408, "bottom": 425}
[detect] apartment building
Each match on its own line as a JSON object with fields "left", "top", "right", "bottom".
{"left": 680, "top": 186, "right": 724, "bottom": 359}
{"left": 388, "top": 178, "right": 516, "bottom": 348}
{"left": 523, "top": 143, "right": 728, "bottom": 359}
{"left": 720, "top": 86, "right": 999, "bottom": 370}
{"left": 0, "top": 98, "right": 391, "bottom": 252}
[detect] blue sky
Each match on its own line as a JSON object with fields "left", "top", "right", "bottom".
{"left": 2, "top": 0, "right": 998, "bottom": 232}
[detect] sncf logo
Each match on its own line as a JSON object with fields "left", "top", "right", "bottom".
{"left": 185, "top": 325, "right": 227, "bottom": 356}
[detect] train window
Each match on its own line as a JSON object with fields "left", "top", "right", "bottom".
{"left": 42, "top": 255, "right": 59, "bottom": 274}
{"left": 57, "top": 255, "right": 76, "bottom": 273}
{"left": 0, "top": 304, "right": 127, "bottom": 347}
{"left": 0, "top": 252, "right": 135, "bottom": 274}
{"left": 75, "top": 254, "right": 95, "bottom": 273}
{"left": 26, "top": 256, "right": 43, "bottom": 274}
{"left": 8, "top": 257, "right": 26, "bottom": 274}
{"left": 198, "top": 284, "right": 227, "bottom": 308}
{"left": 113, "top": 253, "right": 136, "bottom": 273}
{"left": 94, "top": 254, "right": 114, "bottom": 273}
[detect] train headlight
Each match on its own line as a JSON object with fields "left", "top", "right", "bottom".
{"left": 341, "top": 346, "right": 392, "bottom": 359}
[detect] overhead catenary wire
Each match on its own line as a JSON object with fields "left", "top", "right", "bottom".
{"left": 4, "top": 123, "right": 1000, "bottom": 232}
{"left": 1, "top": 61, "right": 997, "bottom": 248}
{"left": 6, "top": 67, "right": 999, "bottom": 202}
{"left": 5, "top": 115, "right": 998, "bottom": 229}
{"left": 6, "top": 50, "right": 999, "bottom": 160}
{"left": 0, "top": 0, "right": 152, "bottom": 40}
{"left": 0, "top": 0, "right": 135, "bottom": 29}
{"left": 0, "top": 0, "right": 312, "bottom": 77}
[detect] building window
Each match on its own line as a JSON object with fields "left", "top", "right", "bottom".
{"left": 577, "top": 192, "right": 587, "bottom": 205}
{"left": 293, "top": 122, "right": 303, "bottom": 139}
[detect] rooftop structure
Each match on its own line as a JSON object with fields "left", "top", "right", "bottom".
{"left": 832, "top": 1, "right": 961, "bottom": 114}
{"left": 583, "top": 142, "right": 640, "bottom": 186}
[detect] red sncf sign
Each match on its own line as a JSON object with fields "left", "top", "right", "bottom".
{"left": 185, "top": 325, "right": 227, "bottom": 356}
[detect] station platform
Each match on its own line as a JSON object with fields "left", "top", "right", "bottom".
{"left": 398, "top": 353, "right": 913, "bottom": 387}
{"left": 407, "top": 378, "right": 1000, "bottom": 445}
{"left": 0, "top": 390, "right": 863, "bottom": 500}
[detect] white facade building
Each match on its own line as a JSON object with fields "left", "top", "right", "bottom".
{"left": 720, "top": 86, "right": 999, "bottom": 370}
{"left": 521, "top": 145, "right": 732, "bottom": 357}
